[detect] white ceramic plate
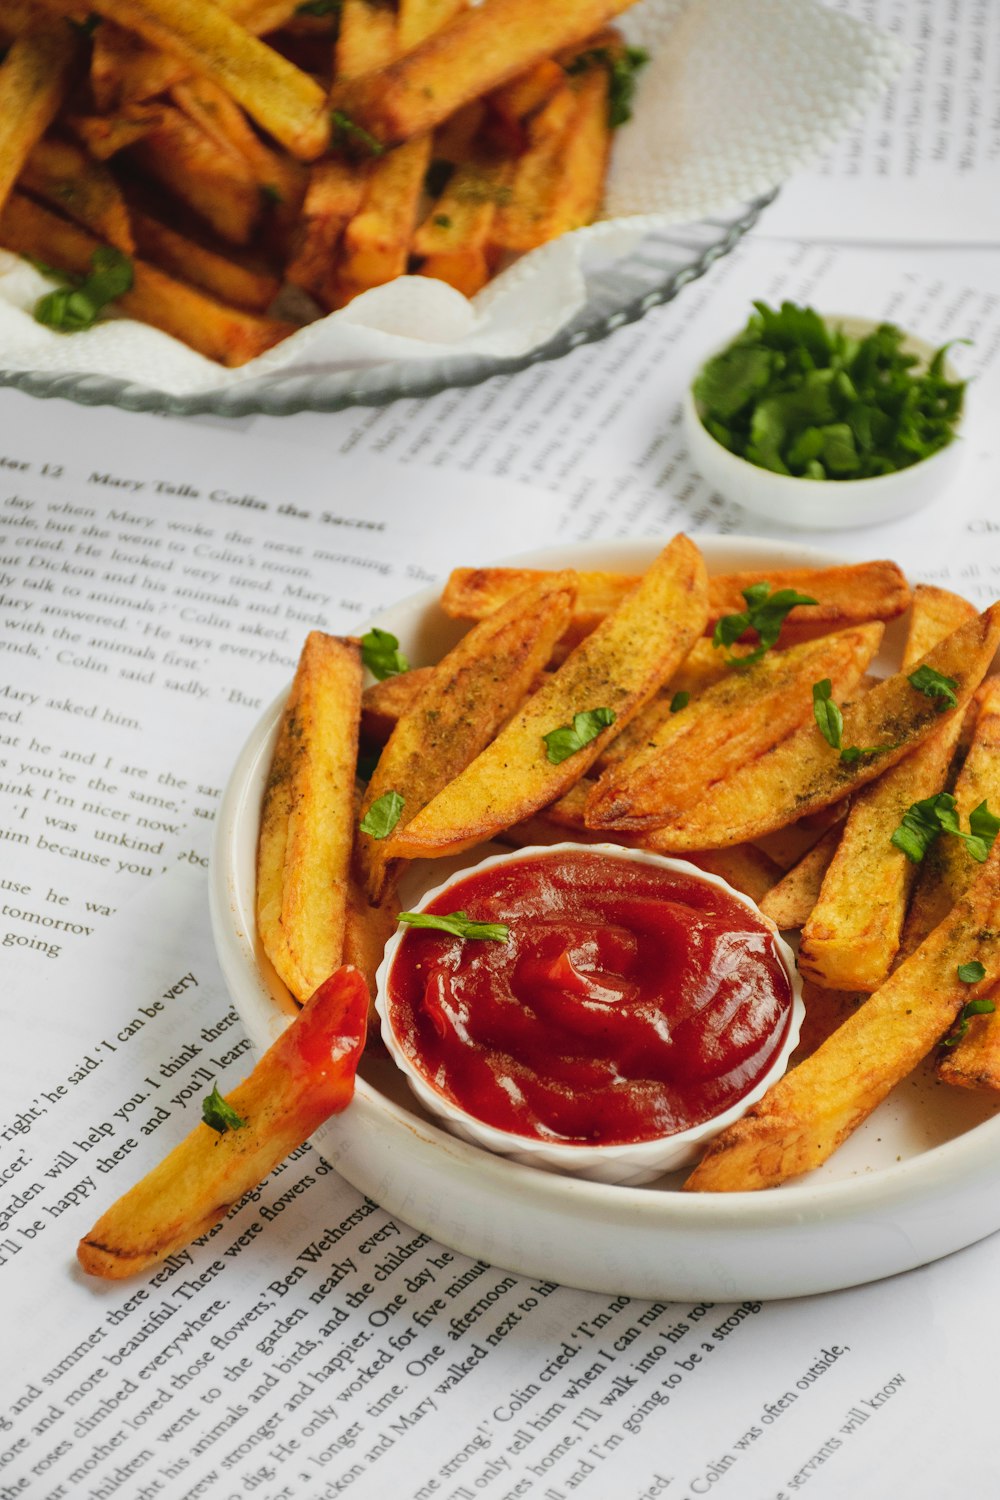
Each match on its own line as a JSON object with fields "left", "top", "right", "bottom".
{"left": 210, "top": 536, "right": 1000, "bottom": 1301}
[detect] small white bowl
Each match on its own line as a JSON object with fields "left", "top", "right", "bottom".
{"left": 374, "top": 842, "right": 804, "bottom": 1187}
{"left": 684, "top": 316, "right": 967, "bottom": 531}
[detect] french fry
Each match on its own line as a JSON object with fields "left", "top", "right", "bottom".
{"left": 644, "top": 604, "right": 1000, "bottom": 853}
{"left": 751, "top": 802, "right": 849, "bottom": 871}
{"left": 382, "top": 535, "right": 708, "bottom": 861}
{"left": 77, "top": 965, "right": 368, "bottom": 1278}
{"left": 361, "top": 666, "right": 433, "bottom": 746}
{"left": 585, "top": 624, "right": 884, "bottom": 831}
{"left": 905, "top": 679, "right": 1000, "bottom": 952}
{"left": 286, "top": 158, "right": 369, "bottom": 306}
{"left": 256, "top": 632, "right": 362, "bottom": 1003}
{"left": 171, "top": 76, "right": 306, "bottom": 212}
{"left": 87, "top": 0, "right": 304, "bottom": 110}
{"left": 492, "top": 65, "right": 609, "bottom": 251}
{"left": 0, "top": 192, "right": 294, "bottom": 365}
{"left": 336, "top": 0, "right": 399, "bottom": 80}
{"left": 791, "top": 981, "right": 864, "bottom": 1065}
{"left": 131, "top": 106, "right": 262, "bottom": 246}
{"left": 62, "top": 0, "right": 330, "bottom": 159}
{"left": 758, "top": 826, "right": 842, "bottom": 930}
{"left": 0, "top": 20, "right": 80, "bottom": 216}
{"left": 330, "top": 0, "right": 636, "bottom": 148}
{"left": 130, "top": 208, "right": 281, "bottom": 312}
{"left": 20, "top": 137, "right": 134, "bottom": 253}
{"left": 359, "top": 573, "right": 577, "bottom": 901}
{"left": 484, "top": 57, "right": 566, "bottom": 153}
{"left": 399, "top": 0, "right": 467, "bottom": 51}
{"left": 684, "top": 842, "right": 1000, "bottom": 1192}
{"left": 440, "top": 560, "right": 911, "bottom": 642}
{"left": 414, "top": 148, "right": 512, "bottom": 298}
{"left": 68, "top": 104, "right": 167, "bottom": 159}
{"left": 332, "top": 133, "right": 433, "bottom": 303}
{"left": 798, "top": 586, "right": 977, "bottom": 992}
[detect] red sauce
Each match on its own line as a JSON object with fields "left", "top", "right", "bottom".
{"left": 386, "top": 850, "right": 793, "bottom": 1147}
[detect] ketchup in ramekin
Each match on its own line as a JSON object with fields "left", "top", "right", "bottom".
{"left": 379, "top": 847, "right": 798, "bottom": 1174}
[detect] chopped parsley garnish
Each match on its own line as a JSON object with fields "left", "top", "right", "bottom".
{"left": 202, "top": 1086, "right": 245, "bottom": 1134}
{"left": 908, "top": 664, "right": 959, "bottom": 714}
{"left": 433, "top": 214, "right": 452, "bottom": 229}
{"left": 713, "top": 581, "right": 817, "bottom": 667}
{"left": 567, "top": 44, "right": 650, "bottom": 127}
{"left": 942, "top": 994, "right": 995, "bottom": 1047}
{"left": 692, "top": 302, "right": 967, "bottom": 479}
{"left": 33, "top": 247, "right": 133, "bottom": 333}
{"left": 331, "top": 110, "right": 385, "bottom": 157}
{"left": 891, "top": 793, "right": 1000, "bottom": 865}
{"left": 811, "top": 679, "right": 898, "bottom": 763}
{"left": 543, "top": 708, "right": 616, "bottom": 765}
{"left": 398, "top": 909, "right": 509, "bottom": 942}
{"left": 360, "top": 789, "right": 404, "bottom": 839}
{"left": 361, "top": 626, "right": 409, "bottom": 681}
{"left": 670, "top": 692, "right": 690, "bottom": 714}
{"left": 259, "top": 183, "right": 283, "bottom": 206}
{"left": 958, "top": 961, "right": 987, "bottom": 985}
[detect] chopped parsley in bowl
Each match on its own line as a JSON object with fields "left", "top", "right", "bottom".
{"left": 683, "top": 303, "right": 969, "bottom": 530}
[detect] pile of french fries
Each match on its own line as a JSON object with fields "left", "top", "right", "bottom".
{"left": 0, "top": 0, "right": 641, "bottom": 365}
{"left": 80, "top": 535, "right": 1000, "bottom": 1278}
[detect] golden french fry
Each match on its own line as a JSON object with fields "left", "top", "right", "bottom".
{"left": 132, "top": 105, "right": 262, "bottom": 245}
{"left": 0, "top": 192, "right": 294, "bottom": 365}
{"left": 684, "top": 843, "right": 1000, "bottom": 1192}
{"left": 680, "top": 846, "right": 784, "bottom": 906}
{"left": 791, "top": 981, "right": 864, "bottom": 1065}
{"left": 333, "top": 133, "right": 433, "bottom": 302}
{"left": 20, "top": 136, "right": 134, "bottom": 252}
{"left": 336, "top": 0, "right": 399, "bottom": 80}
{"left": 68, "top": 104, "right": 167, "bottom": 158}
{"left": 0, "top": 19, "right": 79, "bottom": 215}
{"left": 751, "top": 802, "right": 849, "bottom": 872}
{"left": 585, "top": 624, "right": 884, "bottom": 832}
{"left": 758, "top": 826, "right": 842, "bottom": 930}
{"left": 361, "top": 665, "right": 434, "bottom": 746}
{"left": 383, "top": 535, "right": 708, "bottom": 861}
{"left": 87, "top": 0, "right": 303, "bottom": 109}
{"left": 644, "top": 604, "right": 1000, "bottom": 853}
{"left": 413, "top": 147, "right": 512, "bottom": 296}
{"left": 485, "top": 57, "right": 566, "bottom": 152}
{"left": 330, "top": 0, "right": 635, "bottom": 147}
{"left": 256, "top": 632, "right": 362, "bottom": 1003}
{"left": 797, "top": 587, "right": 977, "bottom": 992}
{"left": 441, "top": 559, "right": 910, "bottom": 637}
{"left": 77, "top": 966, "right": 368, "bottom": 1278}
{"left": 286, "top": 157, "right": 370, "bottom": 305}
{"left": 130, "top": 208, "right": 281, "bottom": 312}
{"left": 61, "top": 0, "right": 330, "bottom": 159}
{"left": 171, "top": 76, "right": 306, "bottom": 210}
{"left": 398, "top": 0, "right": 467, "bottom": 50}
{"left": 492, "top": 65, "right": 609, "bottom": 251}
{"left": 343, "top": 881, "right": 400, "bottom": 1010}
{"left": 905, "top": 679, "right": 1000, "bottom": 953}
{"left": 359, "top": 573, "right": 577, "bottom": 901}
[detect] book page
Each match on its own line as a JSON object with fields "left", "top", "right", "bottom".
{"left": 5, "top": 234, "right": 1000, "bottom": 1500}
{"left": 3, "top": 868, "right": 995, "bottom": 1500}
{"left": 760, "top": 0, "right": 1000, "bottom": 243}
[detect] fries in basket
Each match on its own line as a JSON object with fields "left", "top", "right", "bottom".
{"left": 1, "top": 0, "right": 649, "bottom": 364}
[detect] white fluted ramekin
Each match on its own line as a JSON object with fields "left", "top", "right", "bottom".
{"left": 375, "top": 843, "right": 804, "bottom": 1187}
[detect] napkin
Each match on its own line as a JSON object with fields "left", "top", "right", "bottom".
{"left": 0, "top": 0, "right": 906, "bottom": 398}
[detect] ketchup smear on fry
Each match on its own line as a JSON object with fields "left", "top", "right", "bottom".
{"left": 385, "top": 851, "right": 793, "bottom": 1146}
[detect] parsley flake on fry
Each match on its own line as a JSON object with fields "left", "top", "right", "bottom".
{"left": 399, "top": 910, "right": 509, "bottom": 942}
{"left": 943, "top": 996, "right": 995, "bottom": 1047}
{"left": 812, "top": 678, "right": 898, "bottom": 764}
{"left": 908, "top": 664, "right": 959, "bottom": 713}
{"left": 360, "top": 789, "right": 405, "bottom": 839}
{"left": 543, "top": 708, "right": 616, "bottom": 765}
{"left": 891, "top": 793, "right": 1000, "bottom": 865}
{"left": 670, "top": 692, "right": 690, "bottom": 714}
{"left": 201, "top": 1086, "right": 246, "bottom": 1135}
{"left": 958, "top": 961, "right": 987, "bottom": 985}
{"left": 33, "top": 247, "right": 133, "bottom": 334}
{"left": 331, "top": 109, "right": 385, "bottom": 158}
{"left": 361, "top": 627, "right": 410, "bottom": 681}
{"left": 713, "top": 582, "right": 817, "bottom": 667}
